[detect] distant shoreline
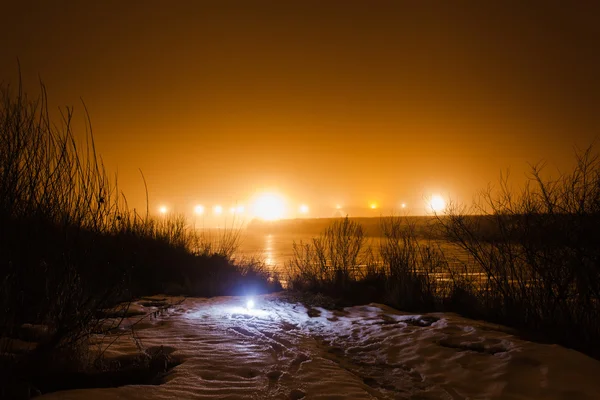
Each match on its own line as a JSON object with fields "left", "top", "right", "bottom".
{"left": 246, "top": 215, "right": 440, "bottom": 237}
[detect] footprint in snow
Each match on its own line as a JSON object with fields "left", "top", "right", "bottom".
{"left": 290, "top": 353, "right": 311, "bottom": 371}
{"left": 230, "top": 326, "right": 256, "bottom": 337}
{"left": 306, "top": 307, "right": 321, "bottom": 318}
{"left": 280, "top": 321, "right": 299, "bottom": 331}
{"left": 267, "top": 370, "right": 283, "bottom": 381}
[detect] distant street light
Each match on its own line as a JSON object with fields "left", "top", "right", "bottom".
{"left": 428, "top": 195, "right": 446, "bottom": 213}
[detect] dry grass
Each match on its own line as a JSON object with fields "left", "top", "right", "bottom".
{"left": 287, "top": 146, "right": 600, "bottom": 358}
{"left": 0, "top": 79, "right": 280, "bottom": 396}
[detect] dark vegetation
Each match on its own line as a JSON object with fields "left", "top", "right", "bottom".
{"left": 287, "top": 146, "right": 600, "bottom": 360}
{"left": 0, "top": 81, "right": 280, "bottom": 398}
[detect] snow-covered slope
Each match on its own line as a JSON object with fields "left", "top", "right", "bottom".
{"left": 41, "top": 294, "right": 600, "bottom": 399}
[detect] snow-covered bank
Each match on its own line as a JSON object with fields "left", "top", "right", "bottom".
{"left": 41, "top": 294, "right": 600, "bottom": 399}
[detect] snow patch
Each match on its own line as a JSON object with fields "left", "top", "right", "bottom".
{"left": 39, "top": 294, "right": 600, "bottom": 399}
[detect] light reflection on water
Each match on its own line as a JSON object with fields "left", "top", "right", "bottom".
{"left": 236, "top": 232, "right": 298, "bottom": 270}
{"left": 264, "top": 234, "right": 275, "bottom": 267}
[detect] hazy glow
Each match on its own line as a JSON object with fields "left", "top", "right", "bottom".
{"left": 335, "top": 204, "right": 342, "bottom": 210}
{"left": 246, "top": 298, "right": 255, "bottom": 309}
{"left": 428, "top": 195, "right": 446, "bottom": 213}
{"left": 299, "top": 204, "right": 309, "bottom": 214}
{"left": 159, "top": 205, "right": 168, "bottom": 214}
{"left": 6, "top": 3, "right": 597, "bottom": 217}
{"left": 194, "top": 204, "right": 205, "bottom": 214}
{"left": 213, "top": 205, "right": 223, "bottom": 215}
{"left": 401, "top": 203, "right": 406, "bottom": 208}
{"left": 253, "top": 193, "right": 285, "bottom": 220}
{"left": 370, "top": 203, "right": 377, "bottom": 209}
{"left": 229, "top": 206, "right": 246, "bottom": 214}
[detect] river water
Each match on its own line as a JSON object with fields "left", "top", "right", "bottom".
{"left": 234, "top": 226, "right": 474, "bottom": 275}
{"left": 236, "top": 232, "right": 301, "bottom": 268}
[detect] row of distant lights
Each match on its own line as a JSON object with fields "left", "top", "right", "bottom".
{"left": 158, "top": 203, "right": 408, "bottom": 215}
{"left": 157, "top": 204, "right": 311, "bottom": 215}
{"left": 366, "top": 203, "right": 407, "bottom": 210}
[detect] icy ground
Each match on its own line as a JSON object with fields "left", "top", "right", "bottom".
{"left": 42, "top": 294, "right": 600, "bottom": 399}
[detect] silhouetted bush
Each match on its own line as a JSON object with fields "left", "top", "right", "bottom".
{"left": 440, "top": 145, "right": 600, "bottom": 357}
{"left": 0, "top": 80, "right": 280, "bottom": 396}
{"left": 286, "top": 217, "right": 373, "bottom": 294}
{"left": 286, "top": 216, "right": 446, "bottom": 309}
{"left": 379, "top": 216, "right": 447, "bottom": 310}
{"left": 288, "top": 147, "right": 600, "bottom": 358}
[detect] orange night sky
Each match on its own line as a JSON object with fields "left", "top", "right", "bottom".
{"left": 2, "top": 1, "right": 599, "bottom": 218}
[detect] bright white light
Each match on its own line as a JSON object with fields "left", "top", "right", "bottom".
{"left": 370, "top": 203, "right": 377, "bottom": 209}
{"left": 229, "top": 306, "right": 269, "bottom": 317}
{"left": 159, "top": 205, "right": 168, "bottom": 214}
{"left": 214, "top": 205, "right": 223, "bottom": 215}
{"left": 428, "top": 195, "right": 446, "bottom": 213}
{"left": 246, "top": 298, "right": 255, "bottom": 309}
{"left": 299, "top": 204, "right": 309, "bottom": 214}
{"left": 401, "top": 203, "right": 406, "bottom": 209}
{"left": 253, "top": 193, "right": 285, "bottom": 220}
{"left": 194, "top": 205, "right": 205, "bottom": 215}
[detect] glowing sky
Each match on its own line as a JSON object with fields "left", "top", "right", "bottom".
{"left": 1, "top": 1, "right": 599, "bottom": 217}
